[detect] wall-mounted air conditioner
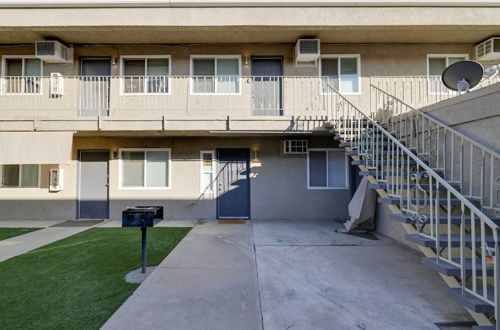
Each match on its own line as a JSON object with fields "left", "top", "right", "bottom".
{"left": 476, "top": 37, "right": 500, "bottom": 61}
{"left": 35, "top": 41, "right": 73, "bottom": 64}
{"left": 295, "top": 39, "right": 320, "bottom": 67}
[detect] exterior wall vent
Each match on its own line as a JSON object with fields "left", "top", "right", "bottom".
{"left": 35, "top": 41, "right": 73, "bottom": 64}
{"left": 476, "top": 37, "right": 500, "bottom": 61}
{"left": 295, "top": 39, "right": 320, "bottom": 67}
{"left": 283, "top": 140, "right": 308, "bottom": 154}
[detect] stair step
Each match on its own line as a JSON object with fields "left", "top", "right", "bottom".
{"left": 360, "top": 170, "right": 444, "bottom": 177}
{"left": 421, "top": 257, "right": 494, "bottom": 277}
{"left": 346, "top": 150, "right": 406, "bottom": 156}
{"left": 392, "top": 213, "right": 468, "bottom": 224}
{"left": 339, "top": 141, "right": 393, "bottom": 148}
{"left": 444, "top": 288, "right": 494, "bottom": 314}
{"left": 369, "top": 183, "right": 451, "bottom": 191}
{"left": 378, "top": 197, "right": 463, "bottom": 206}
{"left": 335, "top": 120, "right": 376, "bottom": 127}
{"left": 405, "top": 234, "right": 495, "bottom": 248}
{"left": 334, "top": 134, "right": 389, "bottom": 141}
{"left": 352, "top": 160, "right": 420, "bottom": 166}
{"left": 472, "top": 326, "right": 495, "bottom": 330}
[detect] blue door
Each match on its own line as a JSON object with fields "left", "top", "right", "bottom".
{"left": 217, "top": 148, "right": 250, "bottom": 219}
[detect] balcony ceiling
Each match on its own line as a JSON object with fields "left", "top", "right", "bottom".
{"left": 0, "top": 7, "right": 499, "bottom": 44}
{"left": 1, "top": 26, "right": 500, "bottom": 44}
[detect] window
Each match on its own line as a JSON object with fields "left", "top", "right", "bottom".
{"left": 427, "top": 54, "right": 468, "bottom": 94}
{"left": 3, "top": 57, "right": 42, "bottom": 94}
{"left": 284, "top": 140, "right": 308, "bottom": 154}
{"left": 120, "top": 149, "right": 170, "bottom": 189}
{"left": 320, "top": 55, "right": 360, "bottom": 94}
{"left": 0, "top": 164, "right": 40, "bottom": 188}
{"left": 121, "top": 56, "right": 170, "bottom": 94}
{"left": 200, "top": 151, "right": 215, "bottom": 193}
{"left": 191, "top": 56, "right": 240, "bottom": 94}
{"left": 308, "top": 149, "right": 348, "bottom": 189}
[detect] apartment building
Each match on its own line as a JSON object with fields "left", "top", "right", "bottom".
{"left": 1, "top": 0, "right": 500, "bottom": 328}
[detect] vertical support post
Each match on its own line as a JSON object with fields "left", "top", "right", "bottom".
{"left": 141, "top": 226, "right": 147, "bottom": 274}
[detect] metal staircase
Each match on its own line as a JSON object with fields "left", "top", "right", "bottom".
{"left": 327, "top": 84, "right": 500, "bottom": 329}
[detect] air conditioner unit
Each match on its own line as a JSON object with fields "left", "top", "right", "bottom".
{"left": 295, "top": 39, "right": 320, "bottom": 66}
{"left": 476, "top": 37, "right": 500, "bottom": 61}
{"left": 35, "top": 41, "right": 73, "bottom": 64}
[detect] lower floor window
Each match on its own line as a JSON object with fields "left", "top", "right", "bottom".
{"left": 308, "top": 149, "right": 348, "bottom": 189}
{"left": 200, "top": 151, "right": 215, "bottom": 193}
{"left": 0, "top": 164, "right": 39, "bottom": 188}
{"left": 120, "top": 149, "right": 170, "bottom": 188}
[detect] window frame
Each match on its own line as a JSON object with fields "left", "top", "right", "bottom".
{"left": 200, "top": 150, "right": 216, "bottom": 194}
{"left": 319, "top": 54, "right": 361, "bottom": 95}
{"left": 118, "top": 148, "right": 172, "bottom": 190}
{"left": 426, "top": 53, "right": 469, "bottom": 95}
{"left": 189, "top": 55, "right": 242, "bottom": 95}
{"left": 307, "top": 148, "right": 349, "bottom": 190}
{"left": 1, "top": 55, "right": 43, "bottom": 96}
{"left": 119, "top": 55, "right": 172, "bottom": 96}
{"left": 0, "top": 164, "right": 41, "bottom": 189}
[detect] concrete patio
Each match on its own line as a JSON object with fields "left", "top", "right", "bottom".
{"left": 102, "top": 219, "right": 472, "bottom": 330}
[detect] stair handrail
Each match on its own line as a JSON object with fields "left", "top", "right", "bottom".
{"left": 371, "top": 84, "right": 500, "bottom": 159}
{"left": 371, "top": 84, "right": 499, "bottom": 215}
{"left": 330, "top": 84, "right": 497, "bottom": 227}
{"left": 330, "top": 82, "right": 500, "bottom": 323}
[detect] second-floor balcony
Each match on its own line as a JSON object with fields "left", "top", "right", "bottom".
{"left": 0, "top": 75, "right": 340, "bottom": 120}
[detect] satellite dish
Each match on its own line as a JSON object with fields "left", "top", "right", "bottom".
{"left": 441, "top": 60, "right": 484, "bottom": 93}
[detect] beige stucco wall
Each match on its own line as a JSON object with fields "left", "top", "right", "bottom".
{"left": 0, "top": 135, "right": 351, "bottom": 221}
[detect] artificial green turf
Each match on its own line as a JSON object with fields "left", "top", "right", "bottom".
{"left": 0, "top": 227, "right": 191, "bottom": 330}
{"left": 0, "top": 228, "right": 41, "bottom": 241}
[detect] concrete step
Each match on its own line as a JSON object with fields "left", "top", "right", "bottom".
{"left": 378, "top": 197, "right": 463, "bottom": 206}
{"left": 339, "top": 141, "right": 393, "bottom": 148}
{"left": 392, "top": 213, "right": 500, "bottom": 225}
{"left": 346, "top": 150, "right": 406, "bottom": 156}
{"left": 405, "top": 234, "right": 495, "bottom": 248}
{"left": 369, "top": 183, "right": 452, "bottom": 191}
{"left": 352, "top": 159, "right": 420, "bottom": 166}
{"left": 444, "top": 288, "right": 494, "bottom": 314}
{"left": 360, "top": 170, "right": 444, "bottom": 177}
{"left": 421, "top": 257, "right": 494, "bottom": 277}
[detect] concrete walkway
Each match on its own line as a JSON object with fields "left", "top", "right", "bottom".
{"left": 102, "top": 219, "right": 472, "bottom": 330}
{"left": 254, "top": 219, "right": 472, "bottom": 330}
{"left": 0, "top": 220, "right": 102, "bottom": 262}
{"left": 102, "top": 221, "right": 262, "bottom": 330}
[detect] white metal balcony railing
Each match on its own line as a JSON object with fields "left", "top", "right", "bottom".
{"left": 0, "top": 75, "right": 340, "bottom": 118}
{"left": 371, "top": 84, "right": 500, "bottom": 218}
{"left": 371, "top": 75, "right": 500, "bottom": 109}
{"left": 329, "top": 83, "right": 500, "bottom": 327}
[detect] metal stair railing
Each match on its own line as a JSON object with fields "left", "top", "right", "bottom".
{"left": 371, "top": 84, "right": 500, "bottom": 218}
{"left": 328, "top": 83, "right": 500, "bottom": 326}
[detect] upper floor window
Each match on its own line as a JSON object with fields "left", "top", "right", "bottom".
{"left": 0, "top": 164, "right": 40, "bottom": 188}
{"left": 427, "top": 54, "right": 468, "bottom": 94}
{"left": 2, "top": 57, "right": 42, "bottom": 94}
{"left": 191, "top": 56, "right": 241, "bottom": 94}
{"left": 320, "top": 55, "right": 360, "bottom": 94}
{"left": 121, "top": 56, "right": 170, "bottom": 94}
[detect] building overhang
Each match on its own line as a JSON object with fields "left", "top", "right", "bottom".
{"left": 0, "top": 1, "right": 498, "bottom": 8}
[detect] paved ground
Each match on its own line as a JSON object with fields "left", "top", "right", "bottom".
{"left": 254, "top": 219, "right": 472, "bottom": 330}
{"left": 102, "top": 221, "right": 262, "bottom": 330}
{"left": 0, "top": 226, "right": 92, "bottom": 262}
{"left": 102, "top": 219, "right": 472, "bottom": 330}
